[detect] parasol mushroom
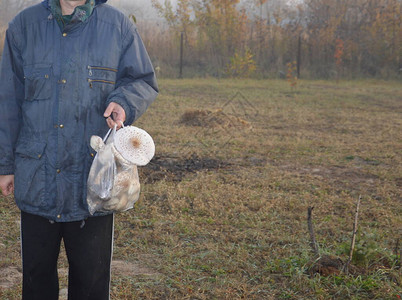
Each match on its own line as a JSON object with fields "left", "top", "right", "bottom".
{"left": 113, "top": 126, "right": 155, "bottom": 166}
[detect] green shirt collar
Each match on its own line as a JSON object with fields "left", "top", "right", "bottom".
{"left": 50, "top": 0, "right": 95, "bottom": 31}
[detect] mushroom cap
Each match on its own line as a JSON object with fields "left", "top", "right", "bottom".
{"left": 114, "top": 126, "right": 155, "bottom": 166}
{"left": 90, "top": 135, "right": 104, "bottom": 152}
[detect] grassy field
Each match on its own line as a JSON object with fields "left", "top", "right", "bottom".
{"left": 1, "top": 79, "right": 401, "bottom": 299}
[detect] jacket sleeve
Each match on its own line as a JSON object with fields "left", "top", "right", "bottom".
{"left": 0, "top": 25, "right": 23, "bottom": 175}
{"left": 106, "top": 22, "right": 158, "bottom": 125}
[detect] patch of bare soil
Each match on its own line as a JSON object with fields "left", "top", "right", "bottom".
{"left": 0, "top": 260, "right": 159, "bottom": 291}
{"left": 277, "top": 163, "right": 380, "bottom": 193}
{"left": 0, "top": 266, "right": 21, "bottom": 289}
{"left": 307, "top": 84, "right": 347, "bottom": 90}
{"left": 307, "top": 254, "right": 400, "bottom": 279}
{"left": 307, "top": 255, "right": 363, "bottom": 277}
{"left": 112, "top": 260, "right": 159, "bottom": 277}
{"left": 140, "top": 153, "right": 231, "bottom": 183}
{"left": 179, "top": 109, "right": 252, "bottom": 129}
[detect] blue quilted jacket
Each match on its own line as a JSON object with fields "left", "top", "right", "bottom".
{"left": 0, "top": 0, "right": 158, "bottom": 221}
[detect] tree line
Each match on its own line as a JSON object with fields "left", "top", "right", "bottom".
{"left": 148, "top": 0, "right": 401, "bottom": 79}
{"left": 1, "top": 0, "right": 401, "bottom": 79}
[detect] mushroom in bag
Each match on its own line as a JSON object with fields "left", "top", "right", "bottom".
{"left": 88, "top": 126, "right": 155, "bottom": 213}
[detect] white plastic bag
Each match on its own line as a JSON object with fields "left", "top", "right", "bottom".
{"left": 100, "top": 154, "right": 140, "bottom": 213}
{"left": 87, "top": 125, "right": 152, "bottom": 215}
{"left": 87, "top": 127, "right": 117, "bottom": 214}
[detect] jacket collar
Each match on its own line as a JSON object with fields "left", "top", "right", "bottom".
{"left": 42, "top": 0, "right": 107, "bottom": 9}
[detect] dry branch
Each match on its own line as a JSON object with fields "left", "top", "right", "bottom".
{"left": 307, "top": 206, "right": 319, "bottom": 257}
{"left": 344, "top": 195, "right": 361, "bottom": 273}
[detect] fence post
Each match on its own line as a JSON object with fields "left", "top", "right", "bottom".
{"left": 179, "top": 31, "right": 184, "bottom": 78}
{"left": 297, "top": 34, "right": 301, "bottom": 79}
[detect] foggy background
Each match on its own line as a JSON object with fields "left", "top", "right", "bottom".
{"left": 0, "top": 0, "right": 401, "bottom": 79}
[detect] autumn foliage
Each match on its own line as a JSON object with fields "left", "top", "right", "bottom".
{"left": 148, "top": 0, "right": 401, "bottom": 79}
{"left": 1, "top": 0, "right": 401, "bottom": 79}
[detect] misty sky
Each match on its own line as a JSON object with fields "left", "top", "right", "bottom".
{"left": 108, "top": 0, "right": 161, "bottom": 20}
{"left": 108, "top": 0, "right": 303, "bottom": 22}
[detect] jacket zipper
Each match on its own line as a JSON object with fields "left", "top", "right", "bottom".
{"left": 87, "top": 78, "right": 115, "bottom": 88}
{"left": 87, "top": 65, "right": 118, "bottom": 76}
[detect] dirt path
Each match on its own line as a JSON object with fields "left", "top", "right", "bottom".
{"left": 0, "top": 259, "right": 159, "bottom": 299}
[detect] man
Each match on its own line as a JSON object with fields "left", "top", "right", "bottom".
{"left": 0, "top": 0, "right": 158, "bottom": 299}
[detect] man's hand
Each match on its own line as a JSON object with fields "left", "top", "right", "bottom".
{"left": 0, "top": 175, "right": 14, "bottom": 197}
{"left": 104, "top": 102, "right": 126, "bottom": 129}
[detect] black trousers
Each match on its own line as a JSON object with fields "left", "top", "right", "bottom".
{"left": 20, "top": 211, "right": 114, "bottom": 300}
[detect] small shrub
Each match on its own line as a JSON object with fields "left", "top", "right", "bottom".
{"left": 226, "top": 47, "right": 256, "bottom": 78}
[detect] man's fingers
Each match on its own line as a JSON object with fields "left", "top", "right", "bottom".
{"left": 104, "top": 103, "right": 126, "bottom": 129}
{"left": 0, "top": 175, "right": 14, "bottom": 197}
{"left": 106, "top": 117, "right": 115, "bottom": 129}
{"left": 106, "top": 117, "right": 124, "bottom": 129}
{"left": 1, "top": 184, "right": 13, "bottom": 196}
{"left": 6, "top": 183, "right": 14, "bottom": 196}
{"left": 103, "top": 104, "right": 114, "bottom": 118}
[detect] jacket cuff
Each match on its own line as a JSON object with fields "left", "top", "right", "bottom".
{"left": 0, "top": 166, "right": 14, "bottom": 175}
{"left": 106, "top": 97, "right": 134, "bottom": 126}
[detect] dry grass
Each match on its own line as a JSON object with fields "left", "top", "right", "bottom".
{"left": 1, "top": 79, "right": 401, "bottom": 299}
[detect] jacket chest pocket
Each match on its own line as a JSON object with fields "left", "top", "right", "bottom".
{"left": 87, "top": 65, "right": 117, "bottom": 88}
{"left": 23, "top": 64, "right": 52, "bottom": 101}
